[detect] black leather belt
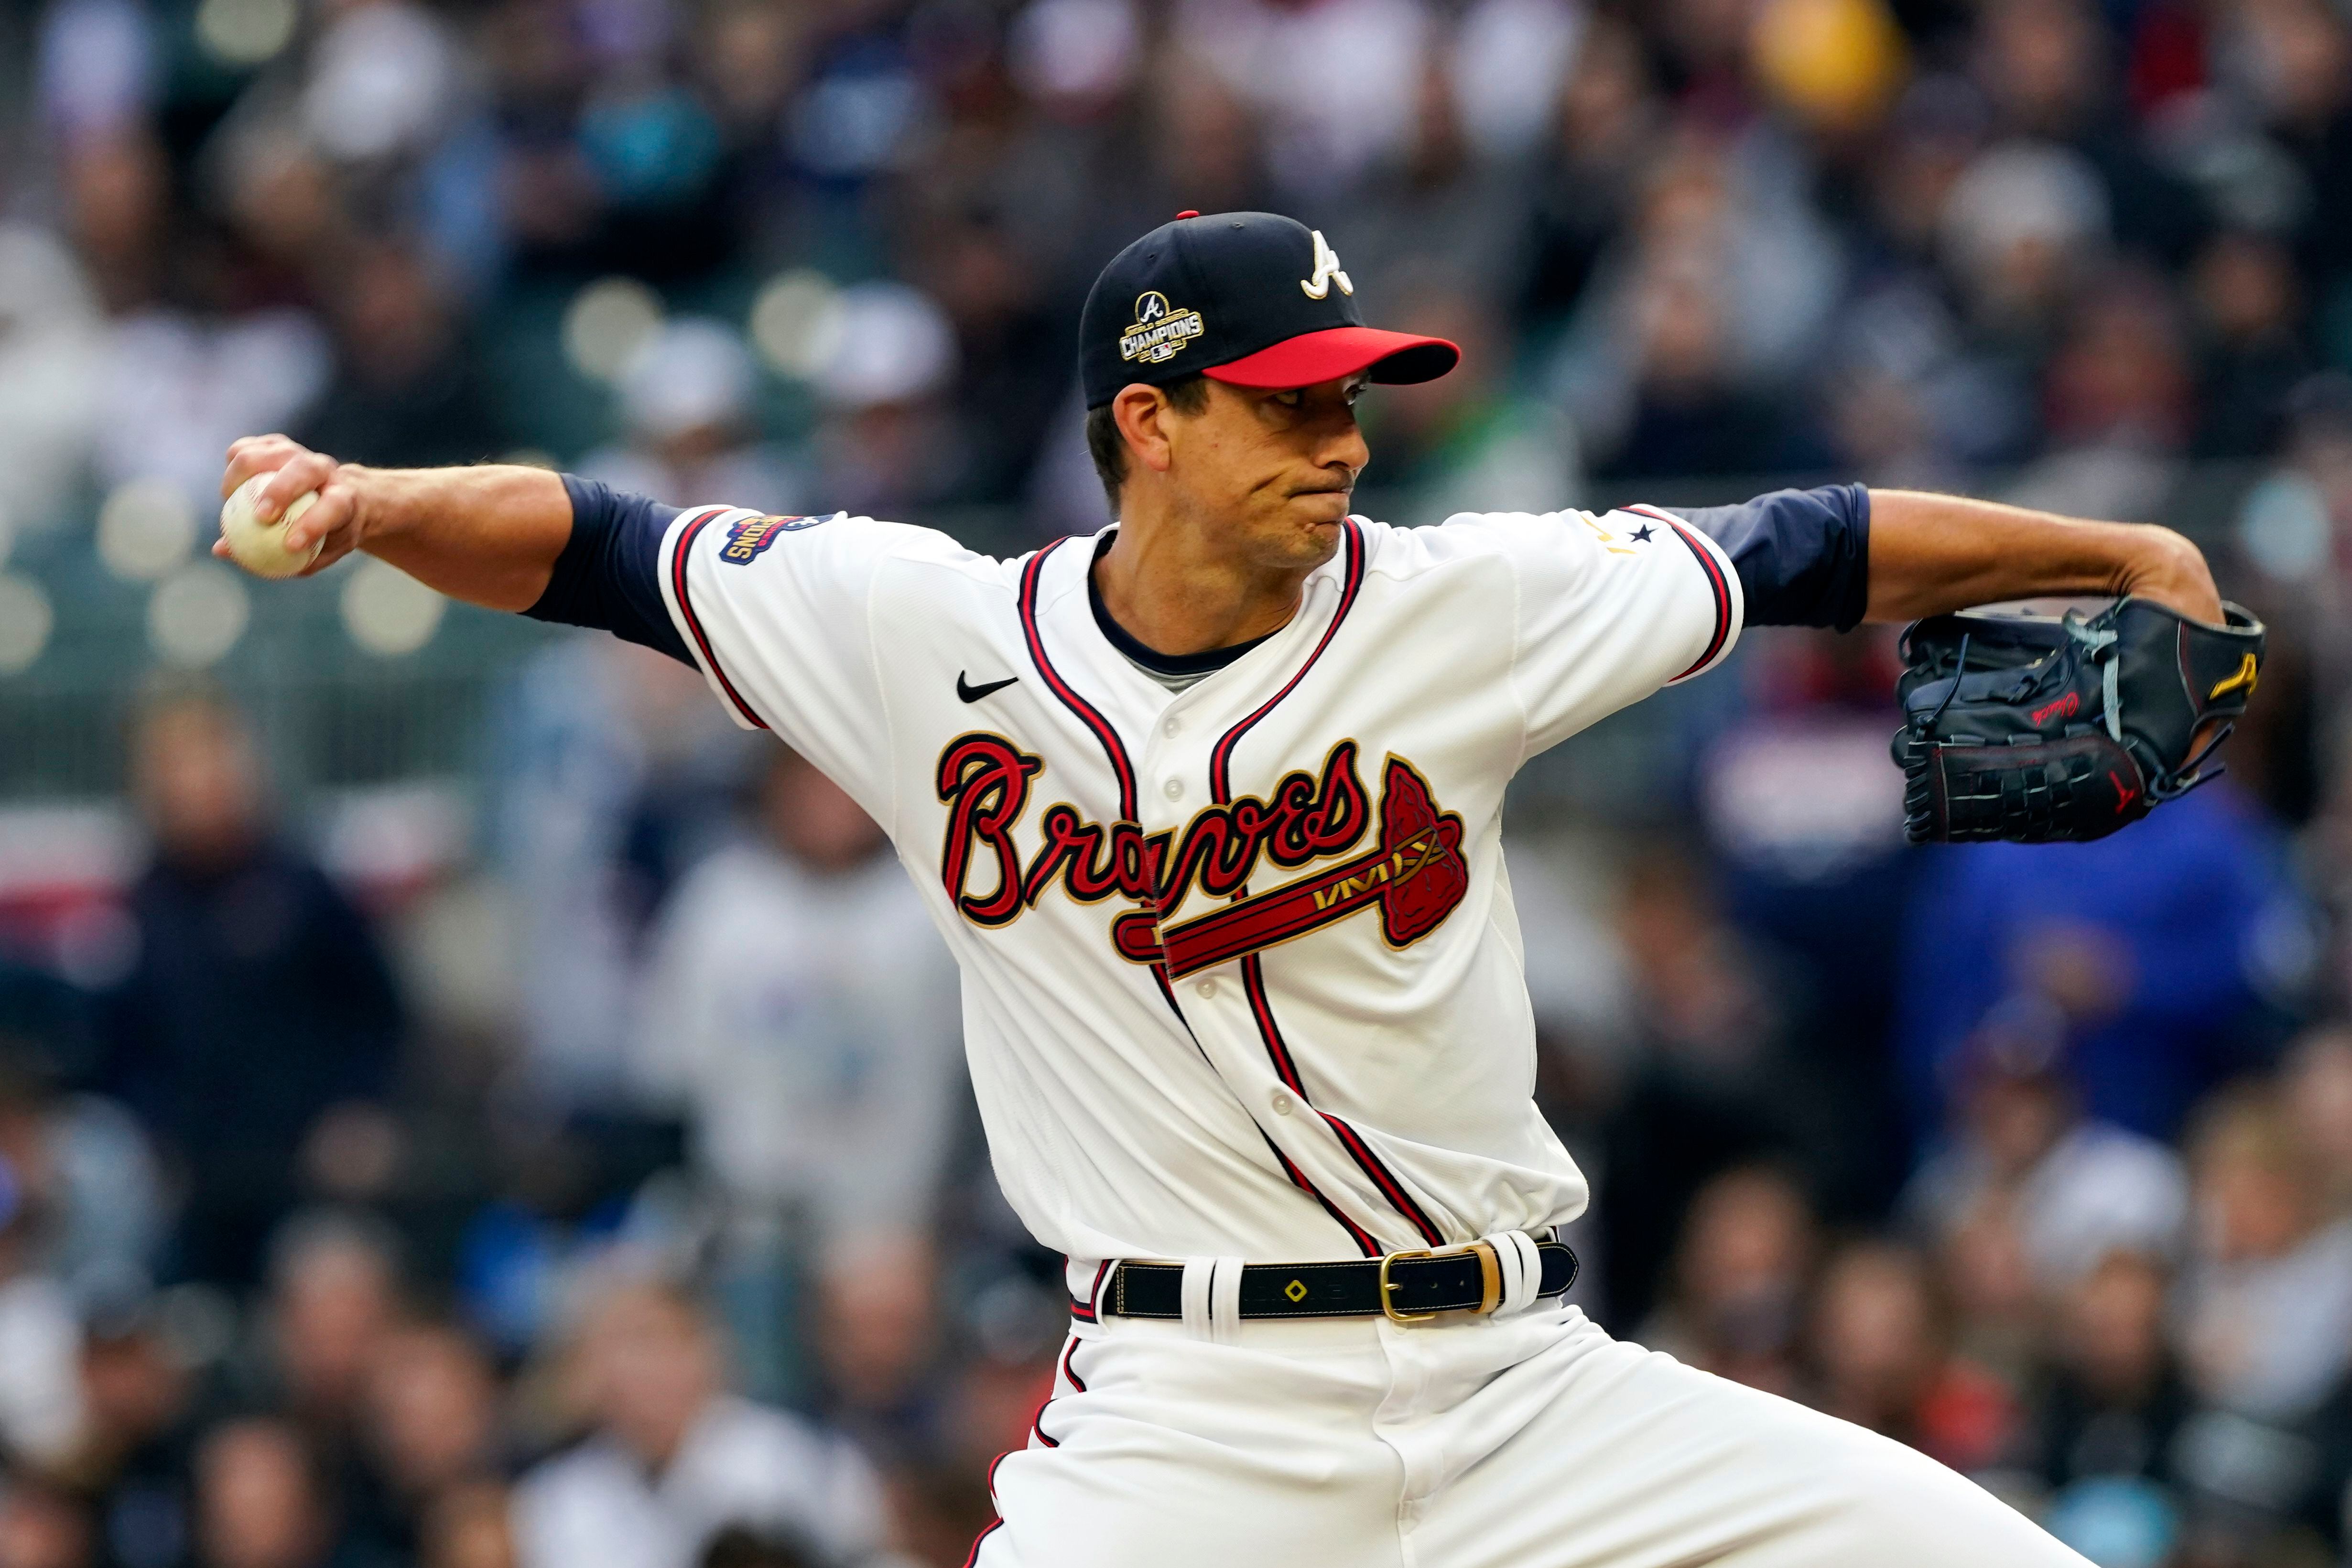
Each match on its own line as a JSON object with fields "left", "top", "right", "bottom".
{"left": 1107, "top": 1238, "right": 1578, "bottom": 1323}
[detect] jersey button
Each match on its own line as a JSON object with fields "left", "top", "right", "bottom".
{"left": 1163, "top": 778, "right": 1183, "bottom": 800}
{"left": 1195, "top": 980, "right": 1216, "bottom": 999}
{"left": 1164, "top": 718, "right": 1181, "bottom": 737}
{"left": 1270, "top": 1091, "right": 1295, "bottom": 1116}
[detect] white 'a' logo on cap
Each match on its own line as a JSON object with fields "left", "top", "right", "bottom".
{"left": 1300, "top": 230, "right": 1353, "bottom": 300}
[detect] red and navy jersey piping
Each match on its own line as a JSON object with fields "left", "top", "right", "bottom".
{"left": 1021, "top": 539, "right": 1191, "bottom": 1023}
{"left": 962, "top": 1335, "right": 1084, "bottom": 1560}
{"left": 1067, "top": 1259, "right": 1111, "bottom": 1322}
{"left": 1265, "top": 1126, "right": 1380, "bottom": 1255}
{"left": 1203, "top": 522, "right": 1443, "bottom": 1252}
{"left": 1242, "top": 956, "right": 1442, "bottom": 1250}
{"left": 1626, "top": 505, "right": 1736, "bottom": 681}
{"left": 1208, "top": 519, "right": 1366, "bottom": 800}
{"left": 964, "top": 1337, "right": 1082, "bottom": 1568}
{"left": 1019, "top": 540, "right": 1138, "bottom": 820}
{"left": 1031, "top": 1337, "right": 1086, "bottom": 1449}
{"left": 669, "top": 508, "right": 769, "bottom": 729}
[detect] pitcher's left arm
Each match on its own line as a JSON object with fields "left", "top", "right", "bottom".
{"left": 1671, "top": 484, "right": 2221, "bottom": 630}
{"left": 1862, "top": 489, "right": 2219, "bottom": 625}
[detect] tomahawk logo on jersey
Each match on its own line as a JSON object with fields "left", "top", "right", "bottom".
{"left": 652, "top": 497, "right": 1743, "bottom": 1276}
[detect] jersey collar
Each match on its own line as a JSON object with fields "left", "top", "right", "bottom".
{"left": 1019, "top": 520, "right": 1368, "bottom": 805}
{"left": 1085, "top": 530, "right": 1278, "bottom": 683}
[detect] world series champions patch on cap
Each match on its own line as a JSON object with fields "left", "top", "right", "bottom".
{"left": 1120, "top": 290, "right": 1203, "bottom": 366}
{"left": 1080, "top": 212, "right": 1460, "bottom": 408}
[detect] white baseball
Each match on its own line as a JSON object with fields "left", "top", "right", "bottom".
{"left": 219, "top": 473, "right": 323, "bottom": 579}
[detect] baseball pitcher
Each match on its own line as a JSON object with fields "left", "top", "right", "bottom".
{"left": 219, "top": 213, "right": 2259, "bottom": 1567}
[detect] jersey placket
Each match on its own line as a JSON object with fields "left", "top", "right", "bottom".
{"left": 1025, "top": 525, "right": 1432, "bottom": 1258}
{"left": 1139, "top": 687, "right": 1384, "bottom": 1257}
{"left": 1138, "top": 527, "right": 1443, "bottom": 1258}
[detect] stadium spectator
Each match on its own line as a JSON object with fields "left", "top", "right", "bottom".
{"left": 578, "top": 319, "right": 801, "bottom": 516}
{"left": 257, "top": 1213, "right": 404, "bottom": 1467}
{"left": 1594, "top": 848, "right": 1852, "bottom": 1320}
{"left": 2188, "top": 231, "right": 2313, "bottom": 459}
{"left": 2029, "top": 1249, "right": 2192, "bottom": 1497}
{"left": 806, "top": 283, "right": 965, "bottom": 517}
{"left": 905, "top": 210, "right": 1077, "bottom": 507}
{"left": 190, "top": 1418, "right": 385, "bottom": 1568}
{"left": 696, "top": 1525, "right": 821, "bottom": 1568}
{"left": 1355, "top": 267, "right": 1580, "bottom": 523}
{"left": 2280, "top": 1025, "right": 2352, "bottom": 1213}
{"left": 489, "top": 638, "right": 751, "bottom": 1112}
{"left": 1897, "top": 783, "right": 2297, "bottom": 1143}
{"left": 635, "top": 745, "right": 960, "bottom": 1406}
{"left": 0, "top": 1050, "right": 163, "bottom": 1318}
{"left": 97, "top": 695, "right": 405, "bottom": 1286}
{"left": 1518, "top": 17, "right": 1663, "bottom": 331}
{"left": 0, "top": 225, "right": 103, "bottom": 536}
{"left": 417, "top": 1481, "right": 514, "bottom": 1568}
{"left": 297, "top": 244, "right": 508, "bottom": 474}
{"left": 1694, "top": 626, "right": 1918, "bottom": 1210}
{"left": 1805, "top": 1240, "right": 2022, "bottom": 1477}
{"left": 1902, "top": 1005, "right": 2189, "bottom": 1296}
{"left": 0, "top": 1138, "right": 86, "bottom": 1473}
{"left": 2174, "top": 1084, "right": 2352, "bottom": 1421}
{"left": 509, "top": 1276, "right": 886, "bottom": 1568}
{"left": 353, "top": 1322, "right": 507, "bottom": 1559}
{"left": 60, "top": 1291, "right": 199, "bottom": 1568}
{"left": 0, "top": 1480, "right": 94, "bottom": 1568}
{"left": 1638, "top": 1164, "right": 1815, "bottom": 1399}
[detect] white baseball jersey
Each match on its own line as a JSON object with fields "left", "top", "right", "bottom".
{"left": 651, "top": 503, "right": 1741, "bottom": 1298}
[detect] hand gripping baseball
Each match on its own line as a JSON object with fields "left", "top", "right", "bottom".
{"left": 214, "top": 435, "right": 364, "bottom": 578}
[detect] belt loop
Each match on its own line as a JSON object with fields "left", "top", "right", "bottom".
{"left": 1180, "top": 1258, "right": 1215, "bottom": 1340}
{"left": 1209, "top": 1256, "right": 1245, "bottom": 1343}
{"left": 1494, "top": 1232, "right": 1544, "bottom": 1316}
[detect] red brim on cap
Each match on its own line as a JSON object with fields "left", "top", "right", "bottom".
{"left": 1203, "top": 326, "right": 1460, "bottom": 390}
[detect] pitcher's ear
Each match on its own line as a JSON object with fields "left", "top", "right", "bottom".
{"left": 1113, "top": 384, "right": 1180, "bottom": 477}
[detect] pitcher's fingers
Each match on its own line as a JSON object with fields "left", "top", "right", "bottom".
{"left": 298, "top": 517, "right": 366, "bottom": 576}
{"left": 281, "top": 486, "right": 356, "bottom": 557}
{"left": 254, "top": 452, "right": 336, "bottom": 523}
{"left": 221, "top": 434, "right": 299, "bottom": 498}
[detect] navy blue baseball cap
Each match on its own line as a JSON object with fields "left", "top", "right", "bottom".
{"left": 1079, "top": 211, "right": 1459, "bottom": 409}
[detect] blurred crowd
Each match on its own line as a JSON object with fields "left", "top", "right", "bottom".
{"left": 6, "top": 1, "right": 2352, "bottom": 1567}
{"left": 0, "top": 0, "right": 2350, "bottom": 547}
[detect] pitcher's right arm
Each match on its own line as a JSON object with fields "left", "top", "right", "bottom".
{"left": 217, "top": 434, "right": 689, "bottom": 660}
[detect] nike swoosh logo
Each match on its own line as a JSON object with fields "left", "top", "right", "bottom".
{"left": 957, "top": 671, "right": 1019, "bottom": 703}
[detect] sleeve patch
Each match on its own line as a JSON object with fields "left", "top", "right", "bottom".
{"left": 719, "top": 511, "right": 841, "bottom": 564}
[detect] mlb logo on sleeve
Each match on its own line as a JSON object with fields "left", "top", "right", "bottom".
{"left": 720, "top": 513, "right": 836, "bottom": 565}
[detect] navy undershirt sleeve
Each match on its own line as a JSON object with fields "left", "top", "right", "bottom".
{"left": 1671, "top": 482, "right": 1872, "bottom": 632}
{"left": 523, "top": 475, "right": 692, "bottom": 665}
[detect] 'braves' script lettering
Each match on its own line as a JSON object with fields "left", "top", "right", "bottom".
{"left": 934, "top": 735, "right": 1467, "bottom": 974}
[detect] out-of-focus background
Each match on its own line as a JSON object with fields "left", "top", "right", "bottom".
{"left": 0, "top": 0, "right": 2348, "bottom": 1564}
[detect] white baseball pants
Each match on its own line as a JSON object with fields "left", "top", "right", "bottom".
{"left": 975, "top": 1298, "right": 2086, "bottom": 1567}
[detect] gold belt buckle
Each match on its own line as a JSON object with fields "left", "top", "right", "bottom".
{"left": 1377, "top": 1248, "right": 1435, "bottom": 1324}
{"left": 1378, "top": 1240, "right": 1503, "bottom": 1325}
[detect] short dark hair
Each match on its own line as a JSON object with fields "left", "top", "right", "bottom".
{"left": 1085, "top": 374, "right": 1210, "bottom": 517}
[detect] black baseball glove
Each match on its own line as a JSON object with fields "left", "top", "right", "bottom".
{"left": 1890, "top": 597, "right": 2265, "bottom": 843}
